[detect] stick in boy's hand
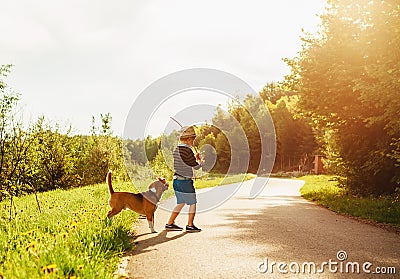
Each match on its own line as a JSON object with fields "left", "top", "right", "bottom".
{"left": 195, "top": 152, "right": 201, "bottom": 161}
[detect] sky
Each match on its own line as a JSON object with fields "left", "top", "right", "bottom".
{"left": 0, "top": 0, "right": 326, "bottom": 137}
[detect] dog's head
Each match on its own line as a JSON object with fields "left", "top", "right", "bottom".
{"left": 148, "top": 177, "right": 169, "bottom": 194}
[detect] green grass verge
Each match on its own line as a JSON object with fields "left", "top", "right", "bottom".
{"left": 160, "top": 173, "right": 256, "bottom": 200}
{"left": 299, "top": 175, "right": 400, "bottom": 226}
{"left": 0, "top": 173, "right": 252, "bottom": 279}
{"left": 195, "top": 173, "right": 256, "bottom": 190}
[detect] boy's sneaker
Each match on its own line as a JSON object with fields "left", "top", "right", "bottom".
{"left": 165, "top": 223, "right": 183, "bottom": 231}
{"left": 186, "top": 225, "right": 201, "bottom": 232}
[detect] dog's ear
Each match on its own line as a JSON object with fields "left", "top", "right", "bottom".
{"left": 157, "top": 177, "right": 169, "bottom": 188}
{"left": 158, "top": 177, "right": 166, "bottom": 184}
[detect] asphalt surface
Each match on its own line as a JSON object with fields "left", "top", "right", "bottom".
{"left": 116, "top": 178, "right": 400, "bottom": 279}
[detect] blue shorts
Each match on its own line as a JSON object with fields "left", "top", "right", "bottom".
{"left": 173, "top": 179, "right": 197, "bottom": 205}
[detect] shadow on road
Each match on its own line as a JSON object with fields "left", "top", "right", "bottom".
{"left": 131, "top": 230, "right": 188, "bottom": 256}
{"left": 209, "top": 194, "right": 400, "bottom": 278}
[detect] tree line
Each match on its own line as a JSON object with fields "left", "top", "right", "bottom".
{"left": 2, "top": 0, "right": 398, "bottom": 198}
{"left": 1, "top": 61, "right": 315, "bottom": 202}
{"left": 0, "top": 65, "right": 126, "bottom": 201}
{"left": 282, "top": 0, "right": 400, "bottom": 194}
{"left": 123, "top": 92, "right": 316, "bottom": 178}
{"left": 143, "top": 0, "right": 400, "bottom": 196}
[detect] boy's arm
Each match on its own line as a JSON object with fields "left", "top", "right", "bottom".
{"left": 193, "top": 152, "right": 203, "bottom": 170}
{"left": 180, "top": 147, "right": 202, "bottom": 169}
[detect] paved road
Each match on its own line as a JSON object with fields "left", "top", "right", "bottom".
{"left": 116, "top": 178, "right": 400, "bottom": 278}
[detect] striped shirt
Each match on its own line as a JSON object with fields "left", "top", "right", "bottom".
{"left": 173, "top": 144, "right": 201, "bottom": 178}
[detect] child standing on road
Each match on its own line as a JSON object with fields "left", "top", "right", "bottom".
{"left": 165, "top": 126, "right": 203, "bottom": 232}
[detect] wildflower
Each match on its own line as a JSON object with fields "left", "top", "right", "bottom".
{"left": 41, "top": 264, "right": 58, "bottom": 274}
{"left": 69, "top": 222, "right": 78, "bottom": 229}
{"left": 26, "top": 241, "right": 36, "bottom": 250}
{"left": 77, "top": 264, "right": 84, "bottom": 270}
{"left": 20, "top": 229, "right": 35, "bottom": 236}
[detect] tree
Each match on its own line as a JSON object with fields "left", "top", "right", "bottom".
{"left": 145, "top": 136, "right": 159, "bottom": 162}
{"left": 214, "top": 132, "right": 231, "bottom": 173}
{"left": 230, "top": 99, "right": 261, "bottom": 173}
{"left": 197, "top": 130, "right": 217, "bottom": 172}
{"left": 28, "top": 118, "right": 80, "bottom": 191}
{"left": 266, "top": 96, "right": 317, "bottom": 172}
{"left": 81, "top": 114, "right": 125, "bottom": 185}
{"left": 260, "top": 82, "right": 296, "bottom": 105}
{"left": 0, "top": 65, "right": 33, "bottom": 206}
{"left": 0, "top": 66, "right": 129, "bottom": 197}
{"left": 150, "top": 149, "right": 174, "bottom": 180}
{"left": 284, "top": 0, "right": 400, "bottom": 194}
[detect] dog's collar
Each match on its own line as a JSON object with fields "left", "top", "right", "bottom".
{"left": 148, "top": 190, "right": 160, "bottom": 203}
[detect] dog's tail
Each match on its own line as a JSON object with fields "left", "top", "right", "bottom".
{"left": 107, "top": 170, "right": 114, "bottom": 194}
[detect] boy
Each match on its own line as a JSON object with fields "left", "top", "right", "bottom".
{"left": 165, "top": 126, "right": 203, "bottom": 232}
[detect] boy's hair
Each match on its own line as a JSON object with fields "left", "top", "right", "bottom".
{"left": 180, "top": 136, "right": 196, "bottom": 142}
{"left": 179, "top": 126, "right": 196, "bottom": 140}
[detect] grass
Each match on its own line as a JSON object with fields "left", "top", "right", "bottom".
{"left": 299, "top": 175, "right": 400, "bottom": 226}
{"left": 0, "top": 173, "right": 253, "bottom": 279}
{"left": 195, "top": 173, "right": 256, "bottom": 190}
{"left": 161, "top": 173, "right": 256, "bottom": 200}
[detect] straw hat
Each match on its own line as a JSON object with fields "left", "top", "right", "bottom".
{"left": 179, "top": 126, "right": 196, "bottom": 139}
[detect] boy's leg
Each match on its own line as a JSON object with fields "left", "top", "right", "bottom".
{"left": 167, "top": 203, "right": 185, "bottom": 225}
{"left": 188, "top": 203, "right": 196, "bottom": 226}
